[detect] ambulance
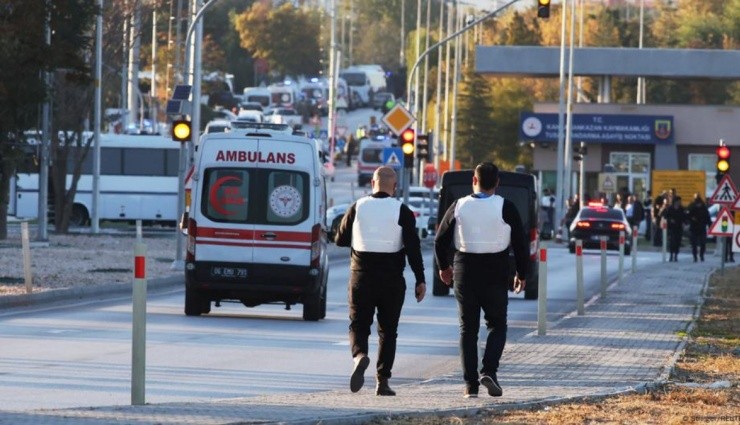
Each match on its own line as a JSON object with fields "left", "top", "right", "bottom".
{"left": 184, "top": 123, "right": 329, "bottom": 320}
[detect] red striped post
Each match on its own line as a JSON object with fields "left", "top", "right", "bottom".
{"left": 132, "top": 220, "right": 147, "bottom": 405}
{"left": 537, "top": 245, "right": 548, "bottom": 336}
{"left": 600, "top": 235, "right": 608, "bottom": 298}
{"left": 575, "top": 239, "right": 584, "bottom": 315}
{"left": 618, "top": 231, "right": 625, "bottom": 285}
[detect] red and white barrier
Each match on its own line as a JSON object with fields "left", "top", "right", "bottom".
{"left": 600, "top": 236, "right": 608, "bottom": 298}
{"left": 618, "top": 230, "right": 625, "bottom": 285}
{"left": 538, "top": 245, "right": 548, "bottom": 336}
{"left": 575, "top": 239, "right": 584, "bottom": 316}
{"left": 132, "top": 221, "right": 147, "bottom": 406}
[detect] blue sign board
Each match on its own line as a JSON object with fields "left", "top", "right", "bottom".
{"left": 519, "top": 112, "right": 674, "bottom": 145}
{"left": 383, "top": 147, "right": 404, "bottom": 169}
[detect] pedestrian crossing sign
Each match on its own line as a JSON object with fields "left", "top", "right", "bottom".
{"left": 709, "top": 175, "right": 738, "bottom": 206}
{"left": 708, "top": 207, "right": 734, "bottom": 237}
{"left": 383, "top": 147, "right": 404, "bottom": 169}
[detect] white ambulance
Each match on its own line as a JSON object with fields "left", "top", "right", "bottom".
{"left": 184, "top": 123, "right": 329, "bottom": 320}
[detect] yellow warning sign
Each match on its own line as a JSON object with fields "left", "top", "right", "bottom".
{"left": 382, "top": 104, "right": 415, "bottom": 136}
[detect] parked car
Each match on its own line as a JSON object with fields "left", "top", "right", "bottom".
{"left": 236, "top": 110, "right": 264, "bottom": 123}
{"left": 372, "top": 91, "right": 395, "bottom": 112}
{"left": 326, "top": 203, "right": 350, "bottom": 241}
{"left": 568, "top": 202, "right": 632, "bottom": 255}
{"left": 406, "top": 196, "right": 438, "bottom": 237}
{"left": 239, "top": 101, "right": 264, "bottom": 112}
{"left": 264, "top": 107, "right": 302, "bottom": 126}
{"left": 212, "top": 108, "right": 237, "bottom": 122}
{"left": 204, "top": 119, "right": 231, "bottom": 134}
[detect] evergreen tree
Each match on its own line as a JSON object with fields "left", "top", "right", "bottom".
{"left": 456, "top": 68, "right": 497, "bottom": 168}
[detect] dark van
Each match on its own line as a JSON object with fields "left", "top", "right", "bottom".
{"left": 433, "top": 170, "right": 540, "bottom": 300}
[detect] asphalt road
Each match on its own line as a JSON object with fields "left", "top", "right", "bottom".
{"left": 0, "top": 240, "right": 665, "bottom": 411}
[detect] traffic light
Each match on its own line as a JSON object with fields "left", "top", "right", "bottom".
{"left": 416, "top": 133, "right": 433, "bottom": 162}
{"left": 537, "top": 0, "right": 550, "bottom": 18}
{"left": 573, "top": 144, "right": 587, "bottom": 161}
{"left": 400, "top": 128, "right": 415, "bottom": 169}
{"left": 716, "top": 144, "right": 731, "bottom": 183}
{"left": 171, "top": 119, "right": 192, "bottom": 142}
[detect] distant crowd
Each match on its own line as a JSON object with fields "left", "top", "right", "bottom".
{"left": 541, "top": 188, "right": 734, "bottom": 263}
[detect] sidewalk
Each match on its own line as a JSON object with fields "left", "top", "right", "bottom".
{"left": 0, "top": 257, "right": 721, "bottom": 425}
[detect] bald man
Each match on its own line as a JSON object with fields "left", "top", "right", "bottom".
{"left": 335, "top": 166, "right": 426, "bottom": 396}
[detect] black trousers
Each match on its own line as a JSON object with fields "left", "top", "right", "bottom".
{"left": 453, "top": 254, "right": 509, "bottom": 387}
{"left": 689, "top": 230, "right": 707, "bottom": 259}
{"left": 348, "top": 270, "right": 406, "bottom": 379}
{"left": 668, "top": 228, "right": 682, "bottom": 255}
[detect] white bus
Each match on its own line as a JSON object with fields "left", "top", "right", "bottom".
{"left": 12, "top": 134, "right": 182, "bottom": 226}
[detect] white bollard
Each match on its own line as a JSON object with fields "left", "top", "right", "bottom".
{"left": 618, "top": 230, "right": 625, "bottom": 285}
{"left": 131, "top": 220, "right": 147, "bottom": 406}
{"left": 631, "top": 226, "right": 638, "bottom": 273}
{"left": 537, "top": 245, "right": 548, "bottom": 336}
{"left": 21, "top": 222, "right": 32, "bottom": 294}
{"left": 600, "top": 235, "right": 608, "bottom": 299}
{"left": 575, "top": 239, "right": 584, "bottom": 316}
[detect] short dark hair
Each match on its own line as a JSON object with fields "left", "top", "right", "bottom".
{"left": 474, "top": 162, "right": 499, "bottom": 190}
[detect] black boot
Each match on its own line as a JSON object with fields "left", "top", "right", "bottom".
{"left": 375, "top": 377, "right": 396, "bottom": 396}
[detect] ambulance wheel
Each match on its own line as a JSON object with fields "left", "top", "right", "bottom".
{"left": 303, "top": 285, "right": 323, "bottom": 321}
{"left": 319, "top": 269, "right": 328, "bottom": 319}
{"left": 185, "top": 288, "right": 209, "bottom": 316}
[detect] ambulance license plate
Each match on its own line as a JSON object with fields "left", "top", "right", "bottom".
{"left": 210, "top": 267, "right": 248, "bottom": 279}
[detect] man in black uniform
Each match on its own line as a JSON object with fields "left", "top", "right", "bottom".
{"left": 335, "top": 166, "right": 426, "bottom": 396}
{"left": 434, "top": 162, "right": 529, "bottom": 398}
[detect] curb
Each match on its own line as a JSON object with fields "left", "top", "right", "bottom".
{"left": 0, "top": 275, "right": 182, "bottom": 310}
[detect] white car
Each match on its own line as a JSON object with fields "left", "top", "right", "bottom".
{"left": 406, "top": 196, "right": 438, "bottom": 237}
{"left": 204, "top": 119, "right": 231, "bottom": 134}
{"left": 236, "top": 110, "right": 263, "bottom": 123}
{"left": 326, "top": 203, "right": 350, "bottom": 241}
{"left": 265, "top": 107, "right": 302, "bottom": 126}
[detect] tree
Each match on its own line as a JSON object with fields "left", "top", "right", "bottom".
{"left": 234, "top": 3, "right": 321, "bottom": 78}
{"left": 0, "top": 0, "right": 95, "bottom": 238}
{"left": 0, "top": 0, "right": 49, "bottom": 239}
{"left": 455, "top": 68, "right": 497, "bottom": 169}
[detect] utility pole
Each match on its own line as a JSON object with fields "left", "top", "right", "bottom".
{"left": 92, "top": 0, "right": 104, "bottom": 234}
{"left": 151, "top": 9, "right": 158, "bottom": 134}
{"left": 433, "top": 0, "right": 444, "bottom": 173}
{"left": 128, "top": 2, "right": 142, "bottom": 130}
{"left": 555, "top": 0, "right": 568, "bottom": 239}
{"left": 37, "top": 0, "right": 52, "bottom": 242}
{"left": 400, "top": 0, "right": 405, "bottom": 67}
{"left": 449, "top": 1, "right": 461, "bottom": 172}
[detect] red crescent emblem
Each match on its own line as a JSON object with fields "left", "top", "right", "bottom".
{"left": 209, "top": 176, "right": 242, "bottom": 216}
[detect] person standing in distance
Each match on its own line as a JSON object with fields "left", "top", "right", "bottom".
{"left": 335, "top": 166, "right": 426, "bottom": 396}
{"left": 434, "top": 162, "right": 529, "bottom": 398}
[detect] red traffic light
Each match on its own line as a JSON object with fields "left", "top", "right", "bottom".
{"left": 717, "top": 145, "right": 730, "bottom": 159}
{"left": 400, "top": 128, "right": 415, "bottom": 156}
{"left": 400, "top": 128, "right": 415, "bottom": 144}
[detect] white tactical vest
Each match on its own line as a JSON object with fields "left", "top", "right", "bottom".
{"left": 351, "top": 196, "right": 404, "bottom": 253}
{"left": 453, "top": 194, "right": 511, "bottom": 254}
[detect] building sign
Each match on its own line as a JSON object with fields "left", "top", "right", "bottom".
{"left": 519, "top": 113, "right": 674, "bottom": 145}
